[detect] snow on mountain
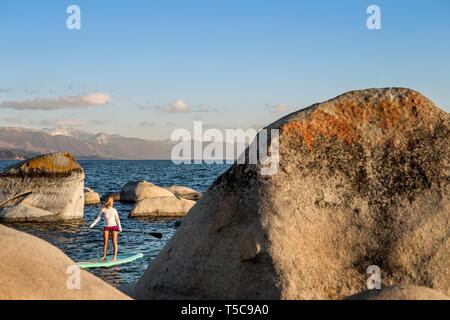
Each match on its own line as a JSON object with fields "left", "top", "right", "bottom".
{"left": 42, "top": 127, "right": 96, "bottom": 141}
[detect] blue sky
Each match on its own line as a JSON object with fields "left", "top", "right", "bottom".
{"left": 1, "top": 0, "right": 449, "bottom": 139}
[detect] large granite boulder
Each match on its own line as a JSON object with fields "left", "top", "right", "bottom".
{"left": 134, "top": 88, "right": 449, "bottom": 300}
{"left": 165, "top": 185, "right": 202, "bottom": 200}
{"left": 120, "top": 181, "right": 175, "bottom": 202}
{"left": 345, "top": 286, "right": 449, "bottom": 300}
{"left": 0, "top": 153, "right": 85, "bottom": 222}
{"left": 129, "top": 197, "right": 196, "bottom": 218}
{"left": 0, "top": 224, "right": 130, "bottom": 299}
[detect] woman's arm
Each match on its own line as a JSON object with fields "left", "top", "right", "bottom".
{"left": 88, "top": 211, "right": 103, "bottom": 229}
{"left": 114, "top": 209, "right": 122, "bottom": 231}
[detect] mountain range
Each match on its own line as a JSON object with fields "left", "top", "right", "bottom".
{"left": 0, "top": 127, "right": 176, "bottom": 160}
{"left": 0, "top": 126, "right": 247, "bottom": 161}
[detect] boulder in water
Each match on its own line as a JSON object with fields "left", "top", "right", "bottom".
{"left": 0, "top": 152, "right": 85, "bottom": 222}
{"left": 129, "top": 197, "right": 196, "bottom": 218}
{"left": 120, "top": 181, "right": 175, "bottom": 203}
{"left": 134, "top": 88, "right": 449, "bottom": 300}
{"left": 165, "top": 185, "right": 202, "bottom": 200}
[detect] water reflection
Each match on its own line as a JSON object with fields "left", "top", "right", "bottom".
{"left": 92, "top": 267, "right": 123, "bottom": 287}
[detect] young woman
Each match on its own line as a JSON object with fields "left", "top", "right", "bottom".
{"left": 88, "top": 198, "right": 122, "bottom": 261}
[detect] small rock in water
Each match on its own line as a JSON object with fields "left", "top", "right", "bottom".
{"left": 84, "top": 187, "right": 100, "bottom": 205}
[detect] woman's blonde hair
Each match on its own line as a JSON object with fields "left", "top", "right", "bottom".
{"left": 101, "top": 197, "right": 114, "bottom": 211}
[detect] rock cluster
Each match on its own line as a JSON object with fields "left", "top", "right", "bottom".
{"left": 118, "top": 181, "right": 199, "bottom": 218}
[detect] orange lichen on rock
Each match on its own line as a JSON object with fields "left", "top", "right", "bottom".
{"left": 374, "top": 92, "right": 424, "bottom": 131}
{"left": 281, "top": 107, "right": 363, "bottom": 151}
{"left": 22, "top": 153, "right": 81, "bottom": 172}
{"left": 280, "top": 92, "right": 429, "bottom": 151}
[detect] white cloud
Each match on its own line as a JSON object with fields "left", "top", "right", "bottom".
{"left": 159, "top": 100, "right": 217, "bottom": 114}
{"left": 39, "top": 119, "right": 88, "bottom": 127}
{"left": 267, "top": 103, "right": 294, "bottom": 113}
{"left": 0, "top": 93, "right": 111, "bottom": 110}
{"left": 162, "top": 99, "right": 191, "bottom": 113}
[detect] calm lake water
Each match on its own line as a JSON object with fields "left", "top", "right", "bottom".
{"left": 0, "top": 160, "right": 230, "bottom": 287}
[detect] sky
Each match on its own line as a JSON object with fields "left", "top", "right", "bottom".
{"left": 0, "top": 0, "right": 449, "bottom": 140}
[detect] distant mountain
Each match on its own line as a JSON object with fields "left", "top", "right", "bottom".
{"left": 42, "top": 127, "right": 96, "bottom": 141}
{"left": 0, "top": 127, "right": 175, "bottom": 160}
{"left": 0, "top": 148, "right": 37, "bottom": 161}
{"left": 0, "top": 126, "right": 249, "bottom": 161}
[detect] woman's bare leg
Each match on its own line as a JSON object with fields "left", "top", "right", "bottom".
{"left": 101, "top": 230, "right": 110, "bottom": 260}
{"left": 111, "top": 231, "right": 118, "bottom": 261}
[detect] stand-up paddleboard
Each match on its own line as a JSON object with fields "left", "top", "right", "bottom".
{"left": 77, "top": 253, "right": 144, "bottom": 269}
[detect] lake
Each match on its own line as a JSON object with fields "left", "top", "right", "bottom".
{"left": 0, "top": 160, "right": 231, "bottom": 287}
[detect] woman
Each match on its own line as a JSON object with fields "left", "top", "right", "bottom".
{"left": 88, "top": 198, "right": 122, "bottom": 261}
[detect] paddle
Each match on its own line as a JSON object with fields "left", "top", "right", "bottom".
{"left": 89, "top": 227, "right": 163, "bottom": 239}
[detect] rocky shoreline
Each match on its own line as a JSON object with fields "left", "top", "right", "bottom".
{"left": 0, "top": 88, "right": 448, "bottom": 300}
{"left": 0, "top": 153, "right": 202, "bottom": 221}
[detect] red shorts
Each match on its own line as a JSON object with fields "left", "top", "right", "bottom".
{"left": 103, "top": 226, "right": 119, "bottom": 231}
